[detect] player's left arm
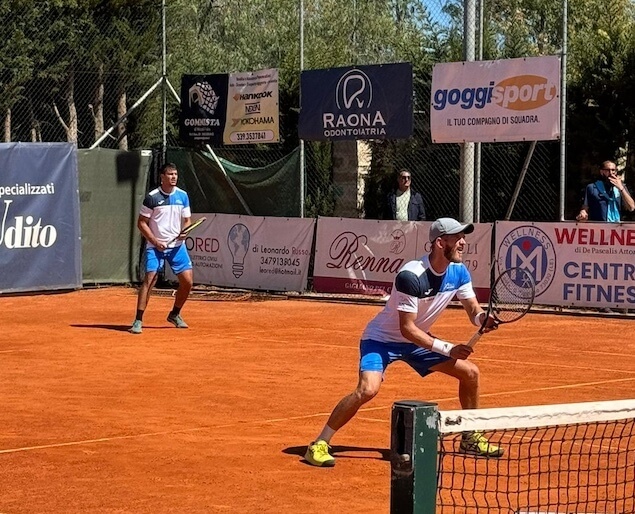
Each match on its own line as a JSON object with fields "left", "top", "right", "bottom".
{"left": 398, "top": 310, "right": 473, "bottom": 360}
{"left": 460, "top": 296, "right": 496, "bottom": 332}
{"left": 177, "top": 195, "right": 192, "bottom": 239}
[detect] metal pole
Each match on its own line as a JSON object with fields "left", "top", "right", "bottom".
{"left": 161, "top": 0, "right": 167, "bottom": 166}
{"left": 474, "top": 0, "right": 484, "bottom": 222}
{"left": 461, "top": 0, "right": 476, "bottom": 223}
{"left": 299, "top": 0, "right": 305, "bottom": 218}
{"left": 559, "top": 0, "right": 568, "bottom": 221}
{"left": 505, "top": 141, "right": 537, "bottom": 220}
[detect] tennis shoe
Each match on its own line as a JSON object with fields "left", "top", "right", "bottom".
{"left": 304, "top": 440, "right": 335, "bottom": 467}
{"left": 460, "top": 431, "right": 503, "bottom": 458}
{"left": 128, "top": 320, "right": 143, "bottom": 334}
{"left": 167, "top": 314, "right": 188, "bottom": 329}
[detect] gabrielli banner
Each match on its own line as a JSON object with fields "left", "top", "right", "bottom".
{"left": 166, "top": 213, "right": 315, "bottom": 292}
{"left": 313, "top": 217, "right": 491, "bottom": 297}
{"left": 299, "top": 63, "right": 413, "bottom": 141}
{"left": 430, "top": 56, "right": 561, "bottom": 143}
{"left": 180, "top": 68, "right": 279, "bottom": 145}
{"left": 495, "top": 221, "right": 635, "bottom": 309}
{"left": 0, "top": 143, "right": 82, "bottom": 293}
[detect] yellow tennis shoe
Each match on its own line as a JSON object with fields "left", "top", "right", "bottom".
{"left": 305, "top": 440, "right": 335, "bottom": 467}
{"left": 460, "top": 431, "right": 504, "bottom": 458}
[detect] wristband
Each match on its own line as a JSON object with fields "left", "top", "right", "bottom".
{"left": 431, "top": 338, "right": 455, "bottom": 357}
{"left": 472, "top": 311, "right": 486, "bottom": 327}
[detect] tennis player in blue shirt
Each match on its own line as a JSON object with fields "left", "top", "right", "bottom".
{"left": 129, "top": 163, "right": 193, "bottom": 334}
{"left": 305, "top": 217, "right": 502, "bottom": 466}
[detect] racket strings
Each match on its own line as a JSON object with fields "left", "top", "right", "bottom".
{"left": 490, "top": 269, "right": 535, "bottom": 323}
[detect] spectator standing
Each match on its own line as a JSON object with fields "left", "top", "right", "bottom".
{"left": 384, "top": 168, "right": 426, "bottom": 221}
{"left": 576, "top": 160, "right": 634, "bottom": 222}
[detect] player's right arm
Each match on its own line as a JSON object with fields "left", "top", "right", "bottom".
{"left": 137, "top": 214, "right": 166, "bottom": 251}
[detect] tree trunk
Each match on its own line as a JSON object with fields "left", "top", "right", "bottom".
{"left": 92, "top": 62, "right": 104, "bottom": 142}
{"left": 3, "top": 108, "right": 10, "bottom": 142}
{"left": 67, "top": 68, "right": 78, "bottom": 143}
{"left": 117, "top": 87, "right": 128, "bottom": 150}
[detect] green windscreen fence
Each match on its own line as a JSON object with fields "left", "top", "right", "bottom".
{"left": 165, "top": 147, "right": 301, "bottom": 217}
{"left": 78, "top": 148, "right": 150, "bottom": 283}
{"left": 77, "top": 146, "right": 299, "bottom": 284}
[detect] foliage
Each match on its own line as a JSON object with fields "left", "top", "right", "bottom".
{"left": 2, "top": 0, "right": 635, "bottom": 219}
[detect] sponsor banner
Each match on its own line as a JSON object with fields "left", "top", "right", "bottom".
{"left": 179, "top": 73, "right": 229, "bottom": 144}
{"left": 431, "top": 56, "right": 561, "bottom": 143}
{"left": 313, "top": 218, "right": 491, "bottom": 297}
{"left": 0, "top": 143, "right": 82, "bottom": 293}
{"left": 223, "top": 68, "right": 279, "bottom": 145}
{"left": 179, "top": 68, "right": 280, "bottom": 145}
{"left": 169, "top": 213, "right": 314, "bottom": 292}
{"left": 299, "top": 63, "right": 413, "bottom": 141}
{"left": 494, "top": 221, "right": 635, "bottom": 309}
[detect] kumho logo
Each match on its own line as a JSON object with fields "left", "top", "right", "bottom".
{"left": 432, "top": 75, "right": 558, "bottom": 112}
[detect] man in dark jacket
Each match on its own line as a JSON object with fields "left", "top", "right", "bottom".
{"left": 384, "top": 168, "right": 426, "bottom": 221}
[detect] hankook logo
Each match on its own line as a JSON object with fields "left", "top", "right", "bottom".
{"left": 335, "top": 70, "right": 373, "bottom": 111}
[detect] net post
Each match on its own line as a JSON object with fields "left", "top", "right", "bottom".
{"left": 390, "top": 400, "right": 439, "bottom": 514}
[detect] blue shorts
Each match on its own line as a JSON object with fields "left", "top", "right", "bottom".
{"left": 145, "top": 244, "right": 192, "bottom": 275}
{"left": 359, "top": 339, "right": 451, "bottom": 378}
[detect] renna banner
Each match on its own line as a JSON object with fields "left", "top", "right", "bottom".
{"left": 299, "top": 62, "right": 413, "bottom": 141}
{"left": 0, "top": 143, "right": 82, "bottom": 293}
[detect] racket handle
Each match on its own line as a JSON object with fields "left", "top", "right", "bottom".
{"left": 467, "top": 331, "right": 483, "bottom": 348}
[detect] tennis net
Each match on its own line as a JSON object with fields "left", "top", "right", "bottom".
{"left": 437, "top": 399, "right": 635, "bottom": 514}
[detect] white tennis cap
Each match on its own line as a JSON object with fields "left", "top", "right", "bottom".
{"left": 429, "top": 217, "right": 474, "bottom": 241}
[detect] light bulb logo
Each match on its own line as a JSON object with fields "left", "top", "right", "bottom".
{"left": 227, "top": 223, "right": 250, "bottom": 278}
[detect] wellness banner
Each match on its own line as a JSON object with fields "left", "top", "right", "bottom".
{"left": 0, "top": 143, "right": 82, "bottom": 293}
{"left": 299, "top": 63, "right": 413, "bottom": 141}
{"left": 431, "top": 56, "right": 561, "bottom": 143}
{"left": 494, "top": 221, "right": 635, "bottom": 309}
{"left": 171, "top": 213, "right": 315, "bottom": 292}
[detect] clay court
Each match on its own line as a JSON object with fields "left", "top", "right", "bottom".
{"left": 1, "top": 288, "right": 634, "bottom": 513}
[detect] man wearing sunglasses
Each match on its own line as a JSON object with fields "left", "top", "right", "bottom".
{"left": 576, "top": 160, "right": 634, "bottom": 222}
{"left": 384, "top": 168, "right": 427, "bottom": 221}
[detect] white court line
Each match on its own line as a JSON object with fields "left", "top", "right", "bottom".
{"left": 2, "top": 376, "right": 634, "bottom": 455}
{"left": 474, "top": 356, "right": 635, "bottom": 375}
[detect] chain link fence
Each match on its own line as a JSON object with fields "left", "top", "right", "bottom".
{"left": 0, "top": 0, "right": 578, "bottom": 223}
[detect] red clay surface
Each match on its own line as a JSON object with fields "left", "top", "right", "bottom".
{"left": 0, "top": 287, "right": 634, "bottom": 513}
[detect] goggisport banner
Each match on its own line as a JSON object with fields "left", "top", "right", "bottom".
{"left": 431, "top": 56, "right": 560, "bottom": 143}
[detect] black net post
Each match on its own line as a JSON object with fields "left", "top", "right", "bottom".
{"left": 390, "top": 401, "right": 439, "bottom": 514}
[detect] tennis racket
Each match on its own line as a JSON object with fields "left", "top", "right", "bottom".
{"left": 467, "top": 267, "right": 535, "bottom": 348}
{"left": 168, "top": 216, "right": 207, "bottom": 244}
